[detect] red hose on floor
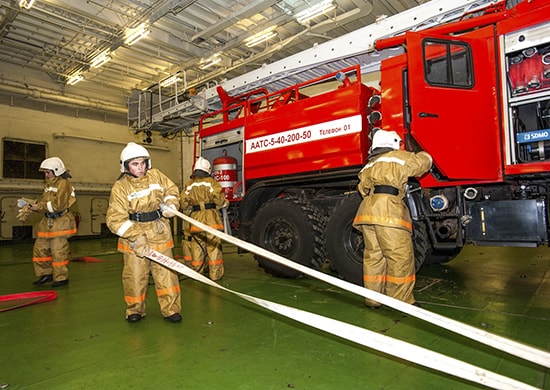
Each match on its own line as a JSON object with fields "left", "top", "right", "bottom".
{"left": 0, "top": 290, "right": 57, "bottom": 312}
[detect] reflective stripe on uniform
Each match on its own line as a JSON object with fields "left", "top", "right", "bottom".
{"left": 125, "top": 293, "right": 146, "bottom": 304}
{"left": 116, "top": 220, "right": 134, "bottom": 237}
{"left": 118, "top": 239, "right": 175, "bottom": 253}
{"left": 387, "top": 274, "right": 416, "bottom": 284}
{"left": 361, "top": 155, "right": 406, "bottom": 172}
{"left": 163, "top": 194, "right": 178, "bottom": 202}
{"left": 353, "top": 215, "right": 412, "bottom": 230}
{"left": 37, "top": 227, "right": 77, "bottom": 238}
{"left": 127, "top": 183, "right": 163, "bottom": 201}
{"left": 184, "top": 181, "right": 214, "bottom": 195}
{"left": 32, "top": 256, "right": 53, "bottom": 263}
{"left": 155, "top": 285, "right": 181, "bottom": 296}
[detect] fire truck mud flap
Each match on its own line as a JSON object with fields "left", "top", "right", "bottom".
{"left": 251, "top": 197, "right": 326, "bottom": 278}
{"left": 326, "top": 192, "right": 430, "bottom": 285}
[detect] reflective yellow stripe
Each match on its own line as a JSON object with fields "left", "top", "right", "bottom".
{"left": 363, "top": 274, "right": 386, "bottom": 283}
{"left": 118, "top": 239, "right": 175, "bottom": 253}
{"left": 125, "top": 293, "right": 146, "bottom": 304}
{"left": 208, "top": 259, "right": 223, "bottom": 265}
{"left": 37, "top": 228, "right": 77, "bottom": 238}
{"left": 32, "top": 256, "right": 53, "bottom": 262}
{"left": 387, "top": 274, "right": 416, "bottom": 284}
{"left": 353, "top": 215, "right": 412, "bottom": 230}
{"left": 156, "top": 285, "right": 181, "bottom": 296}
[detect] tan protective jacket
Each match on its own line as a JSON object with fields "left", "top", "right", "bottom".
{"left": 106, "top": 168, "right": 180, "bottom": 252}
{"left": 35, "top": 176, "right": 76, "bottom": 238}
{"left": 181, "top": 175, "right": 228, "bottom": 233}
{"left": 353, "top": 149, "right": 432, "bottom": 232}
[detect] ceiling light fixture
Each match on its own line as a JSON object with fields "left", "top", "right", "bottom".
{"left": 66, "top": 74, "right": 84, "bottom": 85}
{"left": 19, "top": 0, "right": 36, "bottom": 9}
{"left": 199, "top": 54, "right": 222, "bottom": 70}
{"left": 245, "top": 26, "right": 278, "bottom": 48}
{"left": 160, "top": 72, "right": 184, "bottom": 88}
{"left": 124, "top": 23, "right": 151, "bottom": 46}
{"left": 295, "top": 0, "right": 336, "bottom": 25}
{"left": 90, "top": 51, "right": 112, "bottom": 68}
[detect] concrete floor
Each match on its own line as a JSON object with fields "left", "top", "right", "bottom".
{"left": 0, "top": 237, "right": 549, "bottom": 389}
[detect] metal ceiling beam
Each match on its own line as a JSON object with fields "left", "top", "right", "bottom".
{"left": 191, "top": 0, "right": 280, "bottom": 42}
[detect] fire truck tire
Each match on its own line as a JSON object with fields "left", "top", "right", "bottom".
{"left": 325, "top": 193, "right": 363, "bottom": 286}
{"left": 326, "top": 193, "right": 430, "bottom": 285}
{"left": 251, "top": 197, "right": 326, "bottom": 278}
{"left": 411, "top": 220, "right": 430, "bottom": 271}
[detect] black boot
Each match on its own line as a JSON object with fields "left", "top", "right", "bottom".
{"left": 127, "top": 314, "right": 142, "bottom": 323}
{"left": 52, "top": 279, "right": 69, "bottom": 287}
{"left": 33, "top": 275, "right": 53, "bottom": 285}
{"left": 164, "top": 313, "right": 182, "bottom": 323}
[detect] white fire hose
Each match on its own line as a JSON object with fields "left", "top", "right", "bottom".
{"left": 151, "top": 206, "right": 550, "bottom": 389}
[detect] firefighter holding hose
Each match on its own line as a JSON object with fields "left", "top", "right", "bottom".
{"left": 106, "top": 142, "right": 182, "bottom": 323}
{"left": 353, "top": 130, "right": 432, "bottom": 308}
{"left": 18, "top": 157, "right": 77, "bottom": 287}
{"left": 180, "top": 157, "right": 229, "bottom": 281}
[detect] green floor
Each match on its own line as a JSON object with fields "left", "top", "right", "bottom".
{"left": 1, "top": 237, "right": 549, "bottom": 389}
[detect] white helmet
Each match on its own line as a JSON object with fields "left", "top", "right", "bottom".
{"left": 194, "top": 156, "right": 211, "bottom": 174}
{"left": 371, "top": 130, "right": 402, "bottom": 150}
{"left": 39, "top": 157, "right": 66, "bottom": 176}
{"left": 120, "top": 142, "right": 151, "bottom": 173}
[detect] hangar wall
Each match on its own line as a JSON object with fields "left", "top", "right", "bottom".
{"left": 0, "top": 99, "right": 195, "bottom": 241}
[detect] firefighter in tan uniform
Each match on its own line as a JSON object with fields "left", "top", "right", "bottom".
{"left": 106, "top": 142, "right": 182, "bottom": 323}
{"left": 353, "top": 130, "right": 432, "bottom": 308}
{"left": 181, "top": 157, "right": 228, "bottom": 280}
{"left": 181, "top": 220, "right": 193, "bottom": 268}
{"left": 18, "top": 157, "right": 76, "bottom": 287}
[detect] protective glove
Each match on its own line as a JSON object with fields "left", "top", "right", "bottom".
{"left": 17, "top": 198, "right": 36, "bottom": 208}
{"left": 160, "top": 203, "right": 178, "bottom": 218}
{"left": 17, "top": 205, "right": 33, "bottom": 222}
{"left": 131, "top": 235, "right": 150, "bottom": 258}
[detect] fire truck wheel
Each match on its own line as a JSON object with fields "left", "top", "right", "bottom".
{"left": 325, "top": 193, "right": 363, "bottom": 286}
{"left": 326, "top": 194, "right": 431, "bottom": 285}
{"left": 411, "top": 220, "right": 430, "bottom": 271}
{"left": 251, "top": 197, "right": 326, "bottom": 278}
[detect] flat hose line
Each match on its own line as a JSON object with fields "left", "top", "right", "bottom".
{"left": 146, "top": 208, "right": 550, "bottom": 389}
{"left": 0, "top": 291, "right": 57, "bottom": 312}
{"left": 147, "top": 249, "right": 538, "bottom": 390}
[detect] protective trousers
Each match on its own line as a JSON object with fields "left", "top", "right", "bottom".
{"left": 357, "top": 224, "right": 416, "bottom": 306}
{"left": 122, "top": 248, "right": 181, "bottom": 319}
{"left": 181, "top": 221, "right": 194, "bottom": 268}
{"left": 190, "top": 231, "right": 224, "bottom": 281}
{"left": 181, "top": 234, "right": 193, "bottom": 268}
{"left": 32, "top": 236, "right": 70, "bottom": 282}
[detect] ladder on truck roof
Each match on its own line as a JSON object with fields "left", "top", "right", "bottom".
{"left": 127, "top": 0, "right": 502, "bottom": 137}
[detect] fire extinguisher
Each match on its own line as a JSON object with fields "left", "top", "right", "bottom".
{"left": 212, "top": 149, "right": 237, "bottom": 200}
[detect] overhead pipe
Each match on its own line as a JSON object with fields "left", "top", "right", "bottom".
{"left": 0, "top": 81, "right": 127, "bottom": 114}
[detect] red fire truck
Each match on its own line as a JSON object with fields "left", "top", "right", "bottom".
{"left": 193, "top": 0, "right": 550, "bottom": 284}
